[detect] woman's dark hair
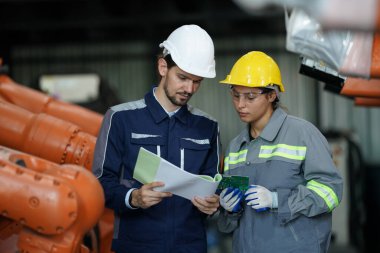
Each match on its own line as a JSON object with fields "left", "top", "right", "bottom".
{"left": 261, "top": 87, "right": 280, "bottom": 110}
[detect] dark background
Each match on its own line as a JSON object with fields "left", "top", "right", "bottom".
{"left": 0, "top": 0, "right": 285, "bottom": 45}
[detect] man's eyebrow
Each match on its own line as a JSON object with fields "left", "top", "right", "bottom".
{"left": 177, "top": 73, "right": 203, "bottom": 82}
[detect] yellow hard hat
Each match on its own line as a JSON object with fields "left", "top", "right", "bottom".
{"left": 220, "top": 51, "right": 285, "bottom": 92}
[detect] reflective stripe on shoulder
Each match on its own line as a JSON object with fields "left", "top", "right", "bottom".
{"left": 259, "top": 144, "right": 306, "bottom": 160}
{"left": 307, "top": 180, "right": 339, "bottom": 212}
{"left": 224, "top": 149, "right": 248, "bottom": 172}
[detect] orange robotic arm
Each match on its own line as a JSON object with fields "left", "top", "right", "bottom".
{"left": 0, "top": 75, "right": 103, "bottom": 136}
{"left": 0, "top": 101, "right": 96, "bottom": 171}
{"left": 0, "top": 145, "right": 105, "bottom": 253}
{"left": 0, "top": 76, "right": 114, "bottom": 253}
{"left": 340, "top": 78, "right": 380, "bottom": 98}
{"left": 371, "top": 33, "right": 380, "bottom": 78}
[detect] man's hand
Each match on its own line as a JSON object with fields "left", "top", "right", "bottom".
{"left": 131, "top": 182, "right": 172, "bottom": 209}
{"left": 191, "top": 194, "right": 220, "bottom": 215}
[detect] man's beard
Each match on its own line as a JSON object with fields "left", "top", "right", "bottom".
{"left": 164, "top": 84, "right": 192, "bottom": 106}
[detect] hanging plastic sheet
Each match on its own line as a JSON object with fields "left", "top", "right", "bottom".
{"left": 286, "top": 8, "right": 373, "bottom": 79}
{"left": 233, "top": 0, "right": 380, "bottom": 31}
{"left": 313, "top": 0, "right": 379, "bottom": 31}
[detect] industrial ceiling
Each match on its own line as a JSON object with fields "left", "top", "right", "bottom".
{"left": 0, "top": 0, "right": 286, "bottom": 45}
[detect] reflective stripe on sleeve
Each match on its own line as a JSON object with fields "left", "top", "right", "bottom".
{"left": 259, "top": 144, "right": 307, "bottom": 160}
{"left": 307, "top": 180, "right": 339, "bottom": 212}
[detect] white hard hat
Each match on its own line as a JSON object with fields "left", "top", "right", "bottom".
{"left": 159, "top": 24, "right": 216, "bottom": 78}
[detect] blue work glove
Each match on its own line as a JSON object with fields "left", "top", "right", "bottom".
{"left": 245, "top": 185, "right": 278, "bottom": 212}
{"left": 219, "top": 187, "right": 243, "bottom": 213}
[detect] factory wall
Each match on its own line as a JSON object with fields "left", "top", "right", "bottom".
{"left": 9, "top": 35, "right": 380, "bottom": 165}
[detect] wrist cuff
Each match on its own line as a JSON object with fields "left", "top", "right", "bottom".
{"left": 125, "top": 188, "right": 138, "bottom": 209}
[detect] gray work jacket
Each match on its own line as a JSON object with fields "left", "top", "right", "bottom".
{"left": 218, "top": 108, "right": 343, "bottom": 253}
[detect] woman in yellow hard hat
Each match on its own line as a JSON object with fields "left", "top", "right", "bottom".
{"left": 217, "top": 51, "right": 343, "bottom": 253}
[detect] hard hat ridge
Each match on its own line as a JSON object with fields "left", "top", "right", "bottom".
{"left": 220, "top": 51, "right": 285, "bottom": 92}
{"left": 159, "top": 24, "right": 216, "bottom": 78}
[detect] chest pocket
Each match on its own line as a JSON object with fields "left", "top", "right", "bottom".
{"left": 179, "top": 138, "right": 210, "bottom": 171}
{"left": 180, "top": 138, "right": 210, "bottom": 150}
{"left": 130, "top": 133, "right": 165, "bottom": 156}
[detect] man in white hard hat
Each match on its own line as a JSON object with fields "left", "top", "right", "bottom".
{"left": 92, "top": 24, "right": 220, "bottom": 253}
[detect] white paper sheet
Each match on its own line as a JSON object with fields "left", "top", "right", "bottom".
{"left": 133, "top": 147, "right": 222, "bottom": 200}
